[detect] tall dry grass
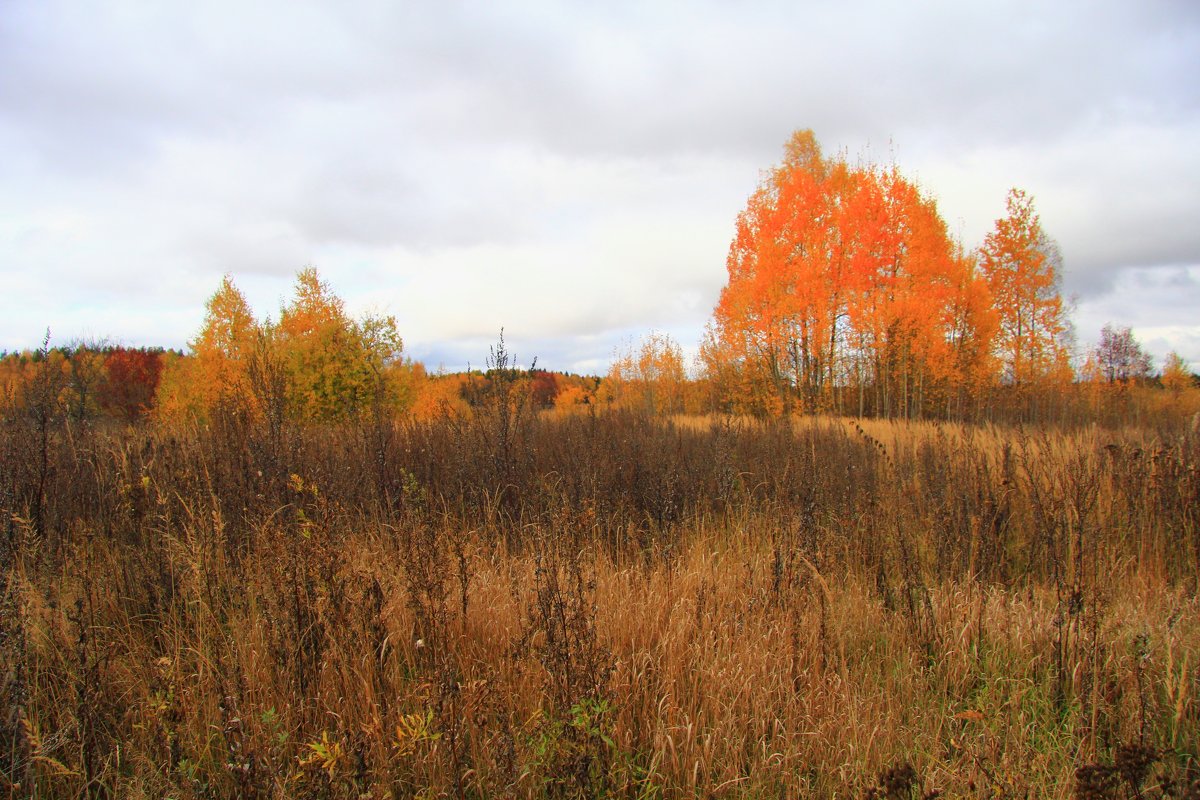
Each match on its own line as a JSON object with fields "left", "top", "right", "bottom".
{"left": 1, "top": 400, "right": 1198, "bottom": 798}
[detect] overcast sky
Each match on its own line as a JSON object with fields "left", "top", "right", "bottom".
{"left": 2, "top": 1, "right": 1198, "bottom": 373}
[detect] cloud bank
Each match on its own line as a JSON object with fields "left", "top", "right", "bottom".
{"left": 2, "top": 0, "right": 1198, "bottom": 370}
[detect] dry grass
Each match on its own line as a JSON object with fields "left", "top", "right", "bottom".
{"left": 2, "top": 405, "right": 1199, "bottom": 798}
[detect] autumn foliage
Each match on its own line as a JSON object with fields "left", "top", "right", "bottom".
{"left": 605, "top": 332, "right": 688, "bottom": 415}
{"left": 1, "top": 129, "right": 1196, "bottom": 428}
{"left": 5, "top": 126, "right": 1200, "bottom": 800}
{"left": 705, "top": 130, "right": 1074, "bottom": 419}
{"left": 1, "top": 341, "right": 167, "bottom": 425}
{"left": 153, "top": 269, "right": 414, "bottom": 426}
{"left": 978, "top": 188, "right": 1071, "bottom": 389}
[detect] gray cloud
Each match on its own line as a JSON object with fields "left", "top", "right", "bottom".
{"left": 1074, "top": 266, "right": 1200, "bottom": 364}
{"left": 1, "top": 0, "right": 1198, "bottom": 368}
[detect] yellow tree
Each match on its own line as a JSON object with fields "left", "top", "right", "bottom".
{"left": 57, "top": 340, "right": 108, "bottom": 422}
{"left": 0, "top": 353, "right": 24, "bottom": 412}
{"left": 606, "top": 332, "right": 687, "bottom": 415}
{"left": 700, "top": 318, "right": 784, "bottom": 416}
{"left": 409, "top": 370, "right": 472, "bottom": 422}
{"left": 1078, "top": 353, "right": 1107, "bottom": 415}
{"left": 156, "top": 275, "right": 258, "bottom": 422}
{"left": 552, "top": 375, "right": 600, "bottom": 415}
{"left": 277, "top": 267, "right": 403, "bottom": 422}
{"left": 278, "top": 266, "right": 359, "bottom": 421}
{"left": 1161, "top": 352, "right": 1191, "bottom": 399}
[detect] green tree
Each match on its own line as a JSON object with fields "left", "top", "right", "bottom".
{"left": 61, "top": 339, "right": 108, "bottom": 422}
{"left": 277, "top": 267, "right": 404, "bottom": 422}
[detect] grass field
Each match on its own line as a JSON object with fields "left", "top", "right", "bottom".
{"left": 2, "top": 407, "right": 1199, "bottom": 798}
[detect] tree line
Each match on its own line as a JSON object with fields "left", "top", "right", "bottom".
{"left": 3, "top": 130, "right": 1197, "bottom": 427}
{"left": 701, "top": 129, "right": 1192, "bottom": 422}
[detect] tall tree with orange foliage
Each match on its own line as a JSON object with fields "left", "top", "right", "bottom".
{"left": 714, "top": 130, "right": 829, "bottom": 412}
{"left": 709, "top": 129, "right": 995, "bottom": 418}
{"left": 978, "top": 189, "right": 1069, "bottom": 389}
{"left": 843, "top": 166, "right": 968, "bottom": 418}
{"left": 942, "top": 248, "right": 999, "bottom": 417}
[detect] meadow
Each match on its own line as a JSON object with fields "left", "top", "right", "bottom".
{"left": 2, "top": 400, "right": 1199, "bottom": 799}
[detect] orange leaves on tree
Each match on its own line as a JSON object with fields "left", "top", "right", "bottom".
{"left": 978, "top": 188, "right": 1068, "bottom": 388}
{"left": 156, "top": 274, "right": 257, "bottom": 422}
{"left": 1161, "top": 352, "right": 1191, "bottom": 398}
{"left": 709, "top": 129, "right": 997, "bottom": 418}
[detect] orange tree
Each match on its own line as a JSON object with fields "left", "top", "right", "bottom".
{"left": 707, "top": 129, "right": 994, "bottom": 418}
{"left": 155, "top": 275, "right": 258, "bottom": 423}
{"left": 978, "top": 189, "right": 1070, "bottom": 389}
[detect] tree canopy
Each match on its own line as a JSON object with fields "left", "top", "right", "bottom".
{"left": 707, "top": 129, "right": 1000, "bottom": 418}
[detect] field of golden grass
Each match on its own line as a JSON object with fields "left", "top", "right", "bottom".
{"left": 2, "top": 409, "right": 1198, "bottom": 798}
